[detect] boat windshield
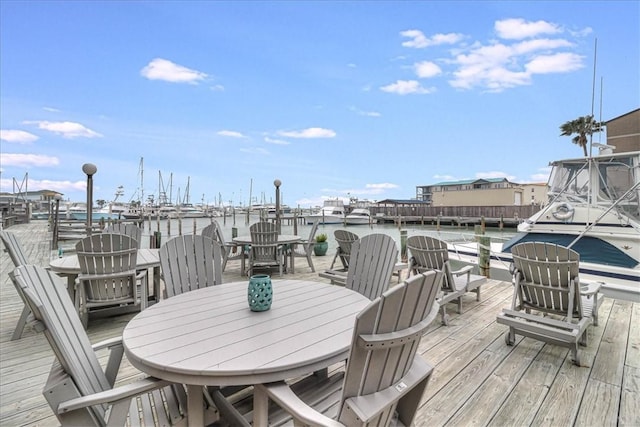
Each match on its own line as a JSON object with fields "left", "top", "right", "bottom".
{"left": 548, "top": 153, "right": 640, "bottom": 221}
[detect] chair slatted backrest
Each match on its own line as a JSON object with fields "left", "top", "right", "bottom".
{"left": 407, "top": 235, "right": 458, "bottom": 292}
{"left": 76, "top": 233, "right": 138, "bottom": 305}
{"left": 339, "top": 271, "right": 442, "bottom": 426}
{"left": 10, "top": 265, "right": 110, "bottom": 421}
{"left": 304, "top": 220, "right": 319, "bottom": 249}
{"left": 511, "top": 242, "right": 582, "bottom": 319}
{"left": 250, "top": 221, "right": 279, "bottom": 262}
{"left": 201, "top": 222, "right": 220, "bottom": 243}
{"left": 345, "top": 233, "right": 399, "bottom": 300}
{"left": 104, "top": 223, "right": 143, "bottom": 248}
{"left": 160, "top": 235, "right": 223, "bottom": 298}
{"left": 332, "top": 229, "right": 359, "bottom": 269}
{"left": 0, "top": 230, "right": 29, "bottom": 266}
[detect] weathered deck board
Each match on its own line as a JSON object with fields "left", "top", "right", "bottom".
{"left": 1, "top": 221, "right": 638, "bottom": 426}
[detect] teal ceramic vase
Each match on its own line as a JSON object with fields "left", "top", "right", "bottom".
{"left": 248, "top": 274, "right": 273, "bottom": 311}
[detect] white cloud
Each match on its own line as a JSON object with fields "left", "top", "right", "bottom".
{"left": 0, "top": 153, "right": 60, "bottom": 167}
{"left": 140, "top": 58, "right": 208, "bottom": 84}
{"left": 414, "top": 61, "right": 442, "bottom": 78}
{"left": 380, "top": 80, "right": 433, "bottom": 95}
{"left": 448, "top": 37, "right": 584, "bottom": 91}
{"left": 217, "top": 130, "right": 246, "bottom": 138}
{"left": 394, "top": 19, "right": 585, "bottom": 93}
{"left": 0, "top": 177, "right": 86, "bottom": 193}
{"left": 210, "top": 84, "right": 225, "bottom": 91}
{"left": 240, "top": 147, "right": 270, "bottom": 155}
{"left": 0, "top": 129, "right": 39, "bottom": 144}
{"left": 43, "top": 106, "right": 61, "bottom": 112}
{"left": 23, "top": 121, "right": 102, "bottom": 138}
{"left": 350, "top": 107, "right": 381, "bottom": 117}
{"left": 401, "top": 30, "right": 464, "bottom": 48}
{"left": 495, "top": 18, "right": 562, "bottom": 40}
{"left": 525, "top": 52, "right": 583, "bottom": 74}
{"left": 276, "top": 128, "right": 336, "bottom": 138}
{"left": 366, "top": 183, "right": 398, "bottom": 190}
{"left": 264, "top": 136, "right": 290, "bottom": 145}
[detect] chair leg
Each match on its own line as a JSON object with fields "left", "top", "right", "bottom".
{"left": 307, "top": 253, "right": 315, "bottom": 272}
{"left": 11, "top": 305, "right": 31, "bottom": 340}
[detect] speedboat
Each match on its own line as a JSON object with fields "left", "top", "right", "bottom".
{"left": 306, "top": 199, "right": 346, "bottom": 224}
{"left": 448, "top": 148, "right": 640, "bottom": 302}
{"left": 345, "top": 208, "right": 372, "bottom": 225}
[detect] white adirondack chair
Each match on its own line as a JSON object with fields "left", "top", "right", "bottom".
{"left": 10, "top": 264, "right": 219, "bottom": 426}
{"left": 344, "top": 233, "right": 400, "bottom": 300}
{"left": 497, "top": 242, "right": 602, "bottom": 366}
{"left": 159, "top": 234, "right": 223, "bottom": 299}
{"left": 253, "top": 270, "right": 442, "bottom": 427}
{"left": 289, "top": 220, "right": 319, "bottom": 272}
{"left": 104, "top": 223, "right": 143, "bottom": 248}
{"left": 329, "top": 229, "right": 359, "bottom": 270}
{"left": 248, "top": 221, "right": 284, "bottom": 277}
{"left": 201, "top": 220, "right": 247, "bottom": 272}
{"left": 407, "top": 235, "right": 486, "bottom": 325}
{"left": 0, "top": 230, "right": 33, "bottom": 340}
{"left": 75, "top": 233, "right": 148, "bottom": 326}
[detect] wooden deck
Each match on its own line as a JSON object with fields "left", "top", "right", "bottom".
{"left": 1, "top": 222, "right": 638, "bottom": 426}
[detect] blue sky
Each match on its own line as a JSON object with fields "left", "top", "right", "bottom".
{"left": 1, "top": 1, "right": 638, "bottom": 208}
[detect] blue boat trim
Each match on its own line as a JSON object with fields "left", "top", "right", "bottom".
{"left": 501, "top": 233, "right": 638, "bottom": 269}
{"left": 450, "top": 247, "right": 638, "bottom": 283}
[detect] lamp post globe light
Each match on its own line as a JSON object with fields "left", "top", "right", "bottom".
{"left": 82, "top": 163, "right": 97, "bottom": 235}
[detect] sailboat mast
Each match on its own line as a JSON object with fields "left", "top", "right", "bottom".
{"left": 140, "top": 157, "right": 144, "bottom": 204}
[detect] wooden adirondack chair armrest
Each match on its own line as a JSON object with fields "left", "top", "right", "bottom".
{"left": 78, "top": 270, "right": 138, "bottom": 281}
{"left": 451, "top": 265, "right": 473, "bottom": 276}
{"left": 344, "top": 357, "right": 432, "bottom": 424}
{"left": 92, "top": 336, "right": 123, "bottom": 351}
{"left": 56, "top": 377, "right": 171, "bottom": 414}
{"left": 135, "top": 269, "right": 148, "bottom": 281}
{"left": 580, "top": 281, "right": 602, "bottom": 297}
{"left": 255, "top": 382, "right": 344, "bottom": 427}
{"left": 92, "top": 336, "right": 125, "bottom": 386}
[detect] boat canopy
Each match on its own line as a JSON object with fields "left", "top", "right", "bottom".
{"left": 547, "top": 151, "right": 640, "bottom": 222}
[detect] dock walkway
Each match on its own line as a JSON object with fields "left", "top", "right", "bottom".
{"left": 1, "top": 222, "right": 638, "bottom": 426}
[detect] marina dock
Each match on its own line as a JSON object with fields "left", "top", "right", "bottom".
{"left": 1, "top": 222, "right": 637, "bottom": 426}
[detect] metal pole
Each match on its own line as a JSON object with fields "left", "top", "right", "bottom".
{"left": 274, "top": 179, "right": 282, "bottom": 234}
{"left": 82, "top": 163, "right": 97, "bottom": 235}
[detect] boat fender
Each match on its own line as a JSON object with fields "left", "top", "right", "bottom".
{"left": 552, "top": 203, "right": 575, "bottom": 221}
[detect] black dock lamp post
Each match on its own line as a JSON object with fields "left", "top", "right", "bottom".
{"left": 52, "top": 194, "right": 62, "bottom": 249}
{"left": 82, "top": 163, "right": 97, "bottom": 235}
{"left": 274, "top": 179, "right": 282, "bottom": 234}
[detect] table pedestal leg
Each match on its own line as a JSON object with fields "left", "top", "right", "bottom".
{"left": 253, "top": 386, "right": 269, "bottom": 427}
{"left": 186, "top": 384, "right": 204, "bottom": 427}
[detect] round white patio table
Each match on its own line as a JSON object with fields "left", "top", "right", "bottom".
{"left": 122, "top": 279, "right": 370, "bottom": 426}
{"left": 233, "top": 234, "right": 301, "bottom": 274}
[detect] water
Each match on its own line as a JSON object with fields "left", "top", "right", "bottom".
{"left": 137, "top": 214, "right": 516, "bottom": 252}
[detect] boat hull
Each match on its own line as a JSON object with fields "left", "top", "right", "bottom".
{"left": 306, "top": 214, "right": 344, "bottom": 225}
{"left": 345, "top": 217, "right": 371, "bottom": 225}
{"left": 448, "top": 240, "right": 640, "bottom": 302}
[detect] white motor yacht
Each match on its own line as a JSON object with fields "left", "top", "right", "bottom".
{"left": 345, "top": 208, "right": 372, "bottom": 225}
{"left": 306, "top": 199, "right": 346, "bottom": 224}
{"left": 448, "top": 148, "right": 640, "bottom": 302}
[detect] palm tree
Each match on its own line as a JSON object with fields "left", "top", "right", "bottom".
{"left": 559, "top": 115, "right": 604, "bottom": 156}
